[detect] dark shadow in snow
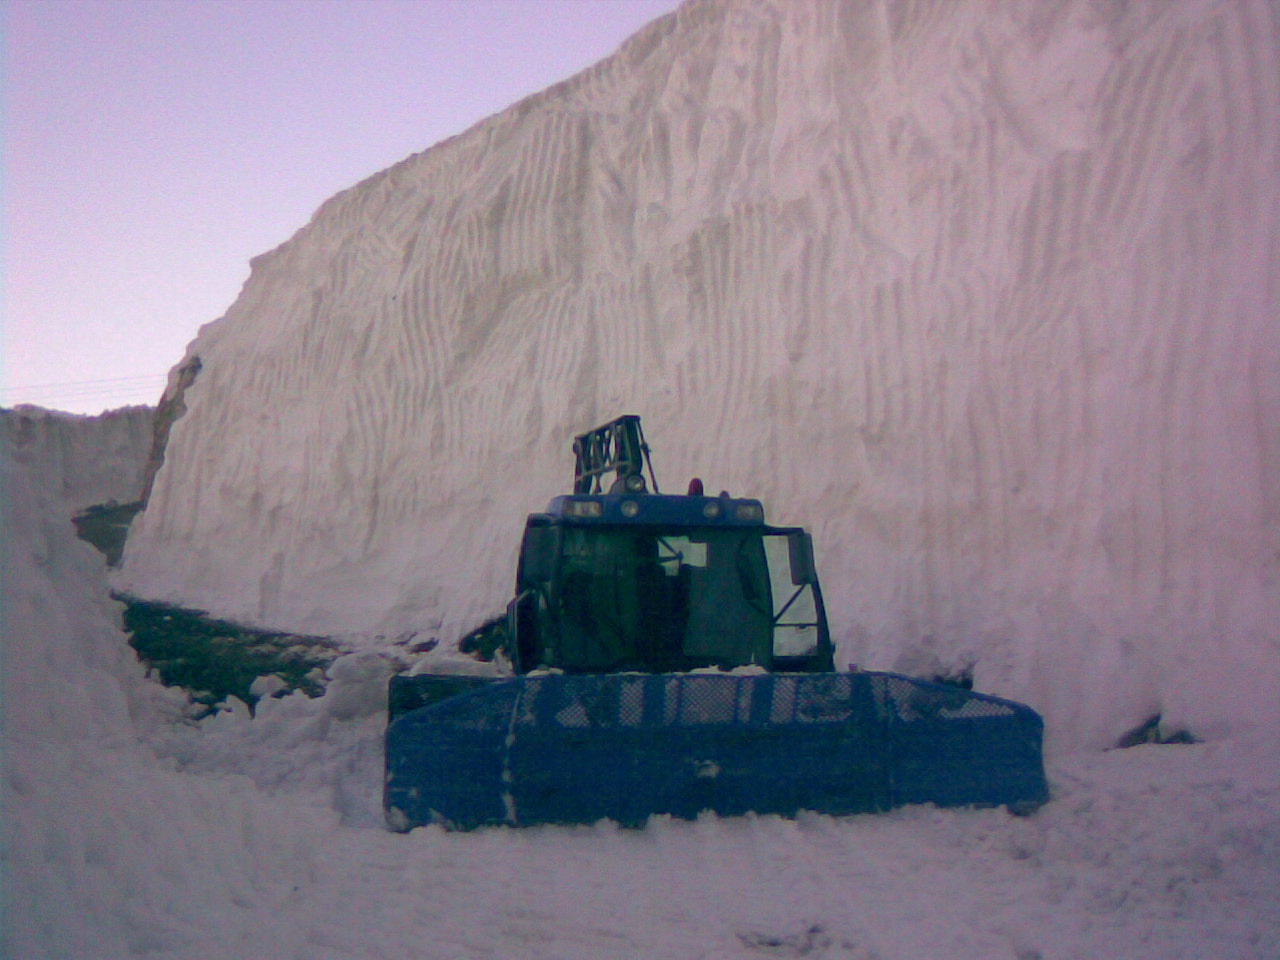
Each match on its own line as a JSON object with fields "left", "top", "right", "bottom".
{"left": 1114, "top": 713, "right": 1199, "bottom": 748}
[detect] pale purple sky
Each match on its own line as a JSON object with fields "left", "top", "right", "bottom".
{"left": 3, "top": 0, "right": 683, "bottom": 412}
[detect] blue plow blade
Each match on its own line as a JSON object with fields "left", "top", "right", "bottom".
{"left": 383, "top": 671, "right": 1049, "bottom": 831}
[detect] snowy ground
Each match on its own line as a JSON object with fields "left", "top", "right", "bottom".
{"left": 148, "top": 709, "right": 1280, "bottom": 960}
{"left": 3, "top": 410, "right": 1277, "bottom": 959}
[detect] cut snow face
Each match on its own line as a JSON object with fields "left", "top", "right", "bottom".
{"left": 113, "top": 0, "right": 1279, "bottom": 754}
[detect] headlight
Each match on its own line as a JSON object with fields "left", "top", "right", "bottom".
{"left": 624, "top": 474, "right": 646, "bottom": 493}
{"left": 620, "top": 500, "right": 641, "bottom": 518}
{"left": 734, "top": 503, "right": 764, "bottom": 522}
{"left": 564, "top": 499, "right": 603, "bottom": 518}
{"left": 702, "top": 501, "right": 721, "bottom": 519}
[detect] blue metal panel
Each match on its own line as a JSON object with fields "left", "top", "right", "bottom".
{"left": 384, "top": 672, "right": 1049, "bottom": 831}
{"left": 874, "top": 674, "right": 1048, "bottom": 810}
{"left": 383, "top": 681, "right": 517, "bottom": 830}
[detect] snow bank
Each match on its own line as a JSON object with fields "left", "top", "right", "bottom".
{"left": 116, "top": 0, "right": 1279, "bottom": 751}
{"left": 2, "top": 405, "right": 153, "bottom": 512}
{"left": 1, "top": 408, "right": 161, "bottom": 753}
{"left": 1, "top": 412, "right": 291, "bottom": 956}
{"left": 1, "top": 408, "right": 387, "bottom": 955}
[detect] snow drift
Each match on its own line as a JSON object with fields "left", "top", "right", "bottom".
{"left": 0, "top": 408, "right": 377, "bottom": 957}
{"left": 118, "top": 0, "right": 1279, "bottom": 749}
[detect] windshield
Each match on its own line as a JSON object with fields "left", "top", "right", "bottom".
{"left": 548, "top": 526, "right": 820, "bottom": 672}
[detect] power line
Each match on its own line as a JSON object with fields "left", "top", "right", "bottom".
{"left": 1, "top": 372, "right": 169, "bottom": 410}
{"left": 4, "top": 372, "right": 168, "bottom": 391}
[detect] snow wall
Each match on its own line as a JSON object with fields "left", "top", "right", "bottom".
{"left": 0, "top": 407, "right": 361, "bottom": 958}
{"left": 2, "top": 405, "right": 154, "bottom": 512}
{"left": 119, "top": 0, "right": 1280, "bottom": 750}
{"left": 1, "top": 407, "right": 156, "bottom": 754}
{"left": 1, "top": 406, "right": 155, "bottom": 759}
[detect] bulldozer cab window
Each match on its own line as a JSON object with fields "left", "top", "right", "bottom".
{"left": 682, "top": 532, "right": 772, "bottom": 667}
{"left": 554, "top": 528, "right": 641, "bottom": 671}
{"left": 551, "top": 527, "right": 772, "bottom": 671}
{"left": 762, "top": 534, "right": 821, "bottom": 658}
{"left": 655, "top": 536, "right": 707, "bottom": 572}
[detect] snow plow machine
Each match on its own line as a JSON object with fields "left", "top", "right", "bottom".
{"left": 385, "top": 416, "right": 1048, "bottom": 830}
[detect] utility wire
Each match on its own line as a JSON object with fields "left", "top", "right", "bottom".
{"left": 5, "top": 373, "right": 168, "bottom": 392}
{"left": 2, "top": 372, "right": 169, "bottom": 410}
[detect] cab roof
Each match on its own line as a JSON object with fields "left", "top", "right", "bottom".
{"left": 544, "top": 492, "right": 767, "bottom": 527}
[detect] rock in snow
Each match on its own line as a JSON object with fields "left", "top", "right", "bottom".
{"left": 117, "top": 0, "right": 1278, "bottom": 751}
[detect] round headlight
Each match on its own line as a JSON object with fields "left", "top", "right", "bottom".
{"left": 625, "top": 474, "right": 646, "bottom": 493}
{"left": 620, "top": 500, "right": 641, "bottom": 518}
{"left": 702, "top": 501, "right": 721, "bottom": 519}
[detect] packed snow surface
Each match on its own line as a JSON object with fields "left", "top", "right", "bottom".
{"left": 3, "top": 406, "right": 1278, "bottom": 958}
{"left": 117, "top": 0, "right": 1278, "bottom": 752}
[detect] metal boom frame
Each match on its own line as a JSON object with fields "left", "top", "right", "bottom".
{"left": 572, "top": 415, "right": 660, "bottom": 494}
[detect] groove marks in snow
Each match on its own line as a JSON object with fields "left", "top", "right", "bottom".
{"left": 118, "top": 0, "right": 1280, "bottom": 749}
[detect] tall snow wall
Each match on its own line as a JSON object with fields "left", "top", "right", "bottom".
{"left": 2, "top": 405, "right": 154, "bottom": 512}
{"left": 1, "top": 404, "right": 361, "bottom": 959}
{"left": 119, "top": 0, "right": 1279, "bottom": 749}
